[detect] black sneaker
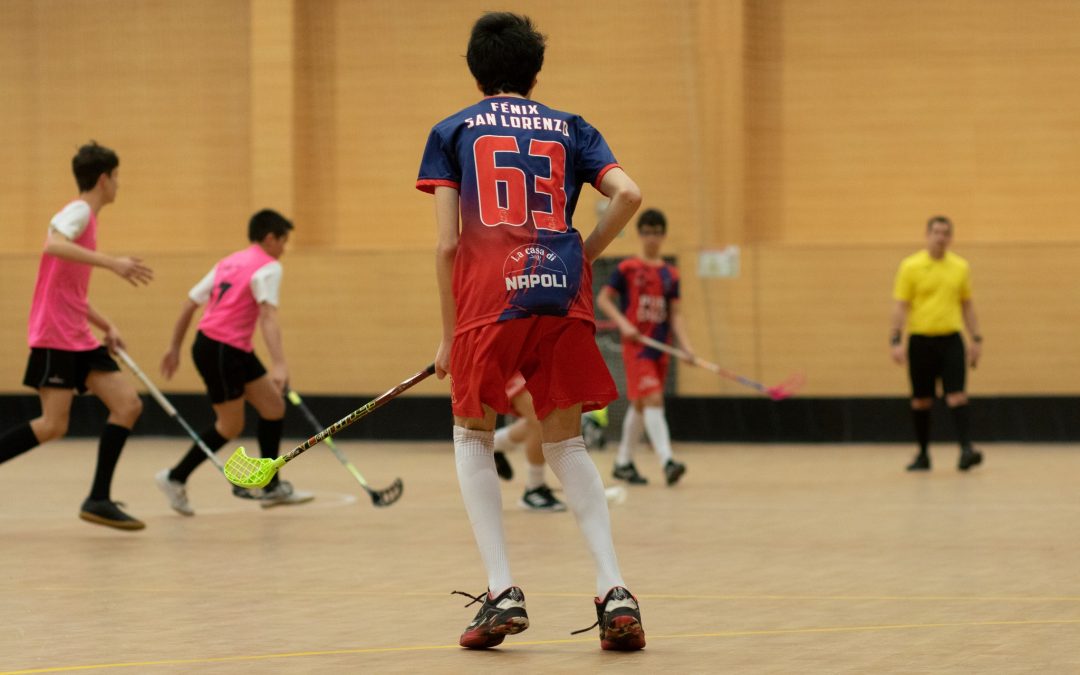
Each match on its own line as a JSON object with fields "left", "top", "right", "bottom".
{"left": 519, "top": 484, "right": 567, "bottom": 512}
{"left": 612, "top": 462, "right": 648, "bottom": 485}
{"left": 906, "top": 453, "right": 931, "bottom": 472}
{"left": 572, "top": 586, "right": 646, "bottom": 651}
{"left": 493, "top": 451, "right": 513, "bottom": 481}
{"left": 664, "top": 459, "right": 686, "bottom": 486}
{"left": 452, "top": 586, "right": 529, "bottom": 649}
{"left": 79, "top": 498, "right": 145, "bottom": 531}
{"left": 958, "top": 447, "right": 983, "bottom": 472}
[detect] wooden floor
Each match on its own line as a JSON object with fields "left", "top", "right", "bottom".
{"left": 1, "top": 439, "right": 1079, "bottom": 674}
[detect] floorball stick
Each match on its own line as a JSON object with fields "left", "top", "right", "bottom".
{"left": 286, "top": 388, "right": 404, "bottom": 507}
{"left": 225, "top": 364, "right": 435, "bottom": 488}
{"left": 115, "top": 348, "right": 226, "bottom": 471}
{"left": 636, "top": 335, "right": 805, "bottom": 401}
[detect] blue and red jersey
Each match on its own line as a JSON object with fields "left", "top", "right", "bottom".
{"left": 416, "top": 96, "right": 619, "bottom": 335}
{"left": 605, "top": 258, "right": 681, "bottom": 360}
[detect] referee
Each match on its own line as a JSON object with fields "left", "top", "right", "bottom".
{"left": 890, "top": 215, "right": 984, "bottom": 472}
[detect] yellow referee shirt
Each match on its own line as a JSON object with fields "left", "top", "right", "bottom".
{"left": 893, "top": 250, "right": 972, "bottom": 336}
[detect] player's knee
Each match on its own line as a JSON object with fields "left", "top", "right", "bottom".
{"left": 216, "top": 418, "right": 244, "bottom": 439}
{"left": 910, "top": 398, "right": 933, "bottom": 410}
{"left": 263, "top": 398, "right": 285, "bottom": 420}
{"left": 113, "top": 394, "right": 143, "bottom": 425}
{"left": 945, "top": 392, "right": 968, "bottom": 407}
{"left": 35, "top": 417, "right": 69, "bottom": 442}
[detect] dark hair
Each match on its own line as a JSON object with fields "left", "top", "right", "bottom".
{"left": 637, "top": 208, "right": 667, "bottom": 233}
{"left": 72, "top": 141, "right": 119, "bottom": 192}
{"left": 926, "top": 215, "right": 953, "bottom": 232}
{"left": 248, "top": 209, "right": 294, "bottom": 242}
{"left": 466, "top": 12, "right": 546, "bottom": 96}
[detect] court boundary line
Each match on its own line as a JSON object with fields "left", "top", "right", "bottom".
{"left": 5, "top": 617, "right": 1080, "bottom": 674}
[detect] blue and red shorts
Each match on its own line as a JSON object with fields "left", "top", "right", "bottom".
{"left": 622, "top": 342, "right": 669, "bottom": 400}
{"left": 450, "top": 316, "right": 617, "bottom": 420}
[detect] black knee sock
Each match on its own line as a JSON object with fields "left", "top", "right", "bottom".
{"left": 0, "top": 423, "right": 41, "bottom": 465}
{"left": 258, "top": 417, "right": 284, "bottom": 489}
{"left": 949, "top": 404, "right": 972, "bottom": 451}
{"left": 169, "top": 427, "right": 229, "bottom": 483}
{"left": 911, "top": 408, "right": 930, "bottom": 455}
{"left": 89, "top": 423, "right": 130, "bottom": 501}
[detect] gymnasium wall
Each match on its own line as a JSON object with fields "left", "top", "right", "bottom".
{"left": 1, "top": 0, "right": 1077, "bottom": 402}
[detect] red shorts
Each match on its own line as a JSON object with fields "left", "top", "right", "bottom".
{"left": 451, "top": 316, "right": 617, "bottom": 420}
{"left": 622, "top": 343, "right": 669, "bottom": 400}
{"left": 505, "top": 371, "right": 528, "bottom": 416}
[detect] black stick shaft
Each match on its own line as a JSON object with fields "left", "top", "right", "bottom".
{"left": 283, "top": 364, "right": 436, "bottom": 463}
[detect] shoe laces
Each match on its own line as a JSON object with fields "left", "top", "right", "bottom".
{"left": 451, "top": 589, "right": 487, "bottom": 607}
{"left": 570, "top": 619, "right": 599, "bottom": 635}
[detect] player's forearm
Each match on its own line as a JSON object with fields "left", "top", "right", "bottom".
{"left": 86, "top": 304, "right": 114, "bottom": 332}
{"left": 434, "top": 187, "right": 460, "bottom": 339}
{"left": 890, "top": 301, "right": 908, "bottom": 340}
{"left": 596, "top": 290, "right": 628, "bottom": 326}
{"left": 167, "top": 300, "right": 199, "bottom": 352}
{"left": 962, "top": 301, "right": 982, "bottom": 339}
{"left": 436, "top": 249, "right": 457, "bottom": 338}
{"left": 258, "top": 309, "right": 287, "bottom": 367}
{"left": 671, "top": 315, "right": 694, "bottom": 353}
{"left": 584, "top": 169, "right": 641, "bottom": 262}
{"left": 44, "top": 233, "right": 115, "bottom": 270}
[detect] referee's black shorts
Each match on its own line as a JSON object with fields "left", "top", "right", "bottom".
{"left": 191, "top": 331, "right": 267, "bottom": 404}
{"left": 907, "top": 332, "right": 966, "bottom": 399}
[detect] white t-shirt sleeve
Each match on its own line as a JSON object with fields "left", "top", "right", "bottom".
{"left": 49, "top": 201, "right": 92, "bottom": 240}
{"left": 250, "top": 261, "right": 283, "bottom": 306}
{"left": 188, "top": 266, "right": 217, "bottom": 305}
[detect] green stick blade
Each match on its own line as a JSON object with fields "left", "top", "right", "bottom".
{"left": 223, "top": 446, "right": 283, "bottom": 488}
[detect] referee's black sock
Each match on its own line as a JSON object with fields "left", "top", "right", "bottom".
{"left": 169, "top": 427, "right": 229, "bottom": 483}
{"left": 0, "top": 423, "right": 40, "bottom": 465}
{"left": 911, "top": 408, "right": 930, "bottom": 455}
{"left": 949, "top": 404, "right": 973, "bottom": 451}
{"left": 258, "top": 417, "right": 284, "bottom": 489}
{"left": 89, "top": 423, "right": 130, "bottom": 501}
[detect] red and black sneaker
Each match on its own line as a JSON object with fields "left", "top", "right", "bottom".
{"left": 573, "top": 586, "right": 646, "bottom": 651}
{"left": 452, "top": 586, "right": 529, "bottom": 649}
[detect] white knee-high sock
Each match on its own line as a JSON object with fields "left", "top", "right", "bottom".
{"left": 526, "top": 461, "right": 546, "bottom": 490}
{"left": 454, "top": 426, "right": 513, "bottom": 594}
{"left": 642, "top": 406, "right": 674, "bottom": 465}
{"left": 617, "top": 406, "right": 643, "bottom": 467}
{"left": 543, "top": 437, "right": 625, "bottom": 596}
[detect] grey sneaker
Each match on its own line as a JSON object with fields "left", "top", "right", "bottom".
{"left": 260, "top": 480, "right": 315, "bottom": 508}
{"left": 155, "top": 469, "right": 194, "bottom": 516}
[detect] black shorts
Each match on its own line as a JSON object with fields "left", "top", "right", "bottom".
{"left": 907, "top": 333, "right": 966, "bottom": 399}
{"left": 22, "top": 346, "right": 120, "bottom": 394}
{"left": 192, "top": 331, "right": 267, "bottom": 404}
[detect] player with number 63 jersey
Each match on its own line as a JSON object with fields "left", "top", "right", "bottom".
{"left": 417, "top": 99, "right": 619, "bottom": 334}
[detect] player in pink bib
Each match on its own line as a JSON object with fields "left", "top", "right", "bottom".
{"left": 0, "top": 141, "right": 154, "bottom": 531}
{"left": 154, "top": 210, "right": 313, "bottom": 515}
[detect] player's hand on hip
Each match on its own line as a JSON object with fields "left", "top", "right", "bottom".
{"left": 111, "top": 256, "right": 154, "bottom": 286}
{"left": 435, "top": 338, "right": 452, "bottom": 379}
{"left": 890, "top": 344, "right": 906, "bottom": 365}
